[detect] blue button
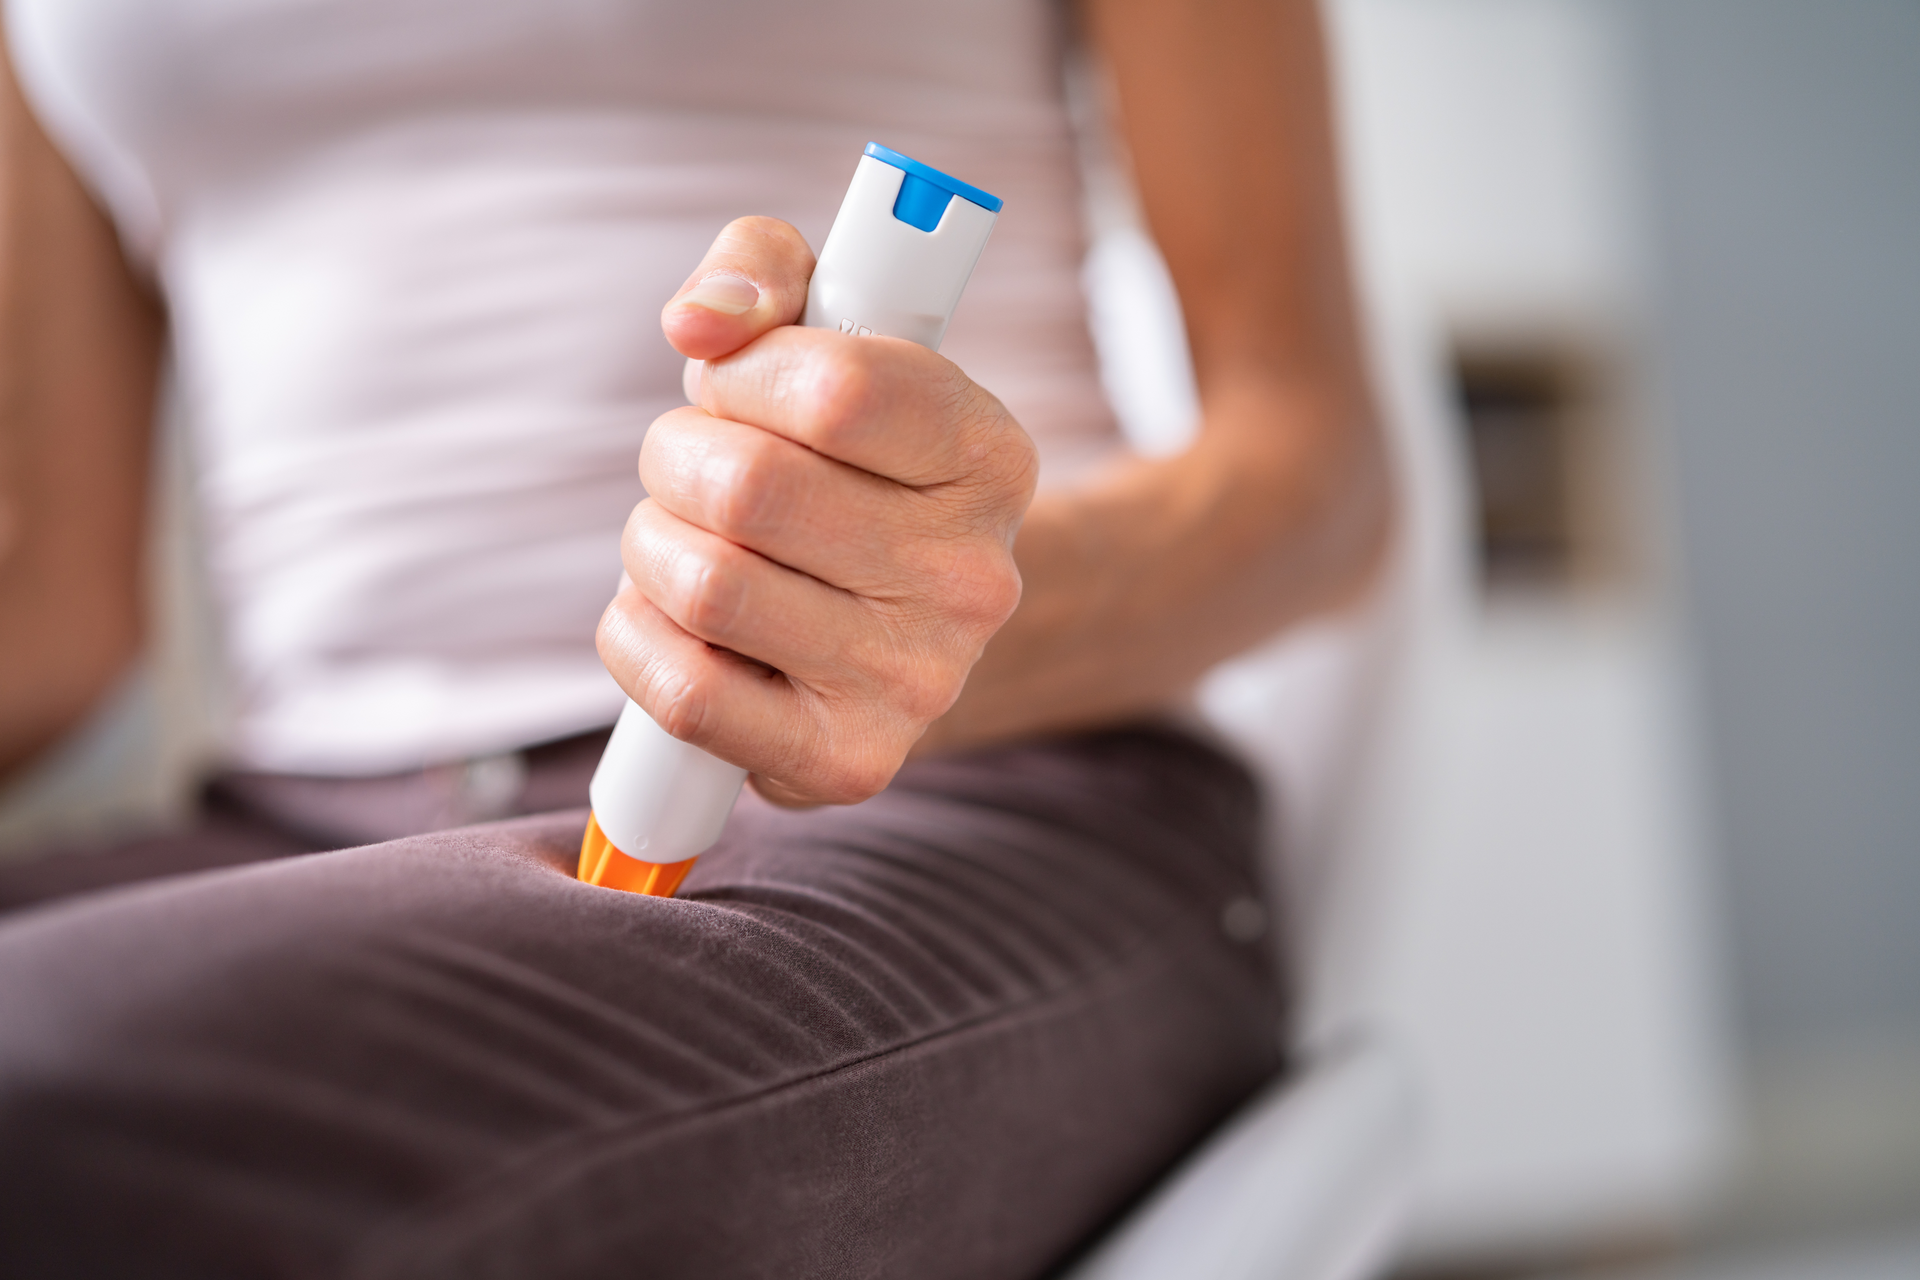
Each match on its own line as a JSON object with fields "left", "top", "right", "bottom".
{"left": 864, "top": 141, "right": 1004, "bottom": 215}
{"left": 892, "top": 171, "right": 953, "bottom": 232}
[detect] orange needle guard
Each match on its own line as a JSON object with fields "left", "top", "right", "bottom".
{"left": 577, "top": 812, "right": 696, "bottom": 897}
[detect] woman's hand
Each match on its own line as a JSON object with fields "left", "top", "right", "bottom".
{"left": 603, "top": 0, "right": 1391, "bottom": 795}
{"left": 597, "top": 217, "right": 1038, "bottom": 807}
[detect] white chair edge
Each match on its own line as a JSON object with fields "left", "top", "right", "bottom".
{"left": 1062, "top": 1036, "right": 1419, "bottom": 1280}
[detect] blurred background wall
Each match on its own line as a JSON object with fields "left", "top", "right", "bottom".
{"left": 1624, "top": 0, "right": 1920, "bottom": 1257}
{"left": 1327, "top": 0, "right": 1733, "bottom": 1266}
{"left": 1325, "top": 0, "right": 1920, "bottom": 1275}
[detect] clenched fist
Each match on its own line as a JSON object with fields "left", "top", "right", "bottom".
{"left": 597, "top": 217, "right": 1038, "bottom": 807}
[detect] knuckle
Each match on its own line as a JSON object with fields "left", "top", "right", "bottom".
{"left": 896, "top": 675, "right": 958, "bottom": 727}
{"left": 816, "top": 749, "right": 898, "bottom": 806}
{"left": 647, "top": 404, "right": 700, "bottom": 443}
{"left": 778, "top": 703, "right": 905, "bottom": 806}
{"left": 978, "top": 416, "right": 1039, "bottom": 498}
{"left": 855, "top": 635, "right": 964, "bottom": 729}
{"left": 594, "top": 593, "right": 641, "bottom": 674}
{"left": 595, "top": 591, "right": 723, "bottom": 750}
{"left": 707, "top": 435, "right": 785, "bottom": 538}
{"left": 650, "top": 666, "right": 721, "bottom": 747}
{"left": 950, "top": 387, "right": 1034, "bottom": 487}
{"left": 942, "top": 542, "right": 1023, "bottom": 631}
{"left": 670, "top": 547, "right": 747, "bottom": 639}
{"left": 798, "top": 344, "right": 877, "bottom": 451}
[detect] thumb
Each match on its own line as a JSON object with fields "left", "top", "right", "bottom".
{"left": 662, "top": 216, "right": 816, "bottom": 361}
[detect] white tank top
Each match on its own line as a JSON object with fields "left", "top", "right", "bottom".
{"left": 9, "top": 0, "right": 1124, "bottom": 774}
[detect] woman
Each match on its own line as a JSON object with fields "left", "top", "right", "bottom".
{"left": 0, "top": 0, "right": 1389, "bottom": 1274}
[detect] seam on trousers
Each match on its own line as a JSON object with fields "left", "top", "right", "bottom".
{"left": 346, "top": 930, "right": 1245, "bottom": 1275}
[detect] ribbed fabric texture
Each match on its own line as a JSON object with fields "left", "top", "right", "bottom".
{"left": 0, "top": 727, "right": 1285, "bottom": 1279}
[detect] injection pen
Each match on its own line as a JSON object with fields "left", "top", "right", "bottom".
{"left": 577, "top": 142, "right": 1004, "bottom": 896}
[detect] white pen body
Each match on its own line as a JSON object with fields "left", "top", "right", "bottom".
{"left": 589, "top": 144, "right": 1000, "bottom": 865}
{"left": 802, "top": 153, "right": 998, "bottom": 352}
{"left": 588, "top": 699, "right": 747, "bottom": 864}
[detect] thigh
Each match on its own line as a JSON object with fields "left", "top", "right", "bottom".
{"left": 0, "top": 730, "right": 613, "bottom": 915}
{"left": 0, "top": 726, "right": 1286, "bottom": 1280}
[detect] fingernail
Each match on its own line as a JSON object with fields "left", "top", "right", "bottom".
{"left": 680, "top": 273, "right": 759, "bottom": 316}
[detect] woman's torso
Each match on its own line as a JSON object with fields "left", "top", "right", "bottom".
{"left": 9, "top": 0, "right": 1122, "bottom": 773}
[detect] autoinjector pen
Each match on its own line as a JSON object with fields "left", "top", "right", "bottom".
{"left": 578, "top": 143, "right": 1003, "bottom": 896}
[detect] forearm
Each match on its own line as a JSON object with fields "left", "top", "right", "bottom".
{"left": 916, "top": 0, "right": 1390, "bottom": 754}
{"left": 0, "top": 41, "right": 163, "bottom": 778}
{"left": 0, "top": 206, "right": 161, "bottom": 777}
{"left": 925, "top": 368, "right": 1392, "bottom": 751}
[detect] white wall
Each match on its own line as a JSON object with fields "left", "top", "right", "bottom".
{"left": 1327, "top": 0, "right": 1737, "bottom": 1263}
{"left": 1624, "top": 0, "right": 1920, "bottom": 1239}
{"left": 1335, "top": 0, "right": 1638, "bottom": 334}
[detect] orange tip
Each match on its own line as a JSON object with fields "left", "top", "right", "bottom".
{"left": 577, "top": 811, "right": 695, "bottom": 897}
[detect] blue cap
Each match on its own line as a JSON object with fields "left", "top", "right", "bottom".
{"left": 864, "top": 141, "right": 1003, "bottom": 233}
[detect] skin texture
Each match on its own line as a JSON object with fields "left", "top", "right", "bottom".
{"left": 604, "top": 218, "right": 1036, "bottom": 807}
{"left": 605, "top": 0, "right": 1390, "bottom": 804}
{"left": 0, "top": 34, "right": 164, "bottom": 779}
{"left": 944, "top": 0, "right": 1390, "bottom": 750}
{"left": 0, "top": 0, "right": 1390, "bottom": 808}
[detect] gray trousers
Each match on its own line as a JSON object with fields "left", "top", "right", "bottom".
{"left": 0, "top": 726, "right": 1285, "bottom": 1279}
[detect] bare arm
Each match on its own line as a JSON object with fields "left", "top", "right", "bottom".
{"left": 597, "top": 0, "right": 1389, "bottom": 804}
{"left": 0, "top": 37, "right": 164, "bottom": 778}
{"left": 923, "top": 0, "right": 1392, "bottom": 748}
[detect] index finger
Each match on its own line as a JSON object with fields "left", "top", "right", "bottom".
{"left": 662, "top": 216, "right": 816, "bottom": 362}
{"left": 691, "top": 325, "right": 1017, "bottom": 488}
